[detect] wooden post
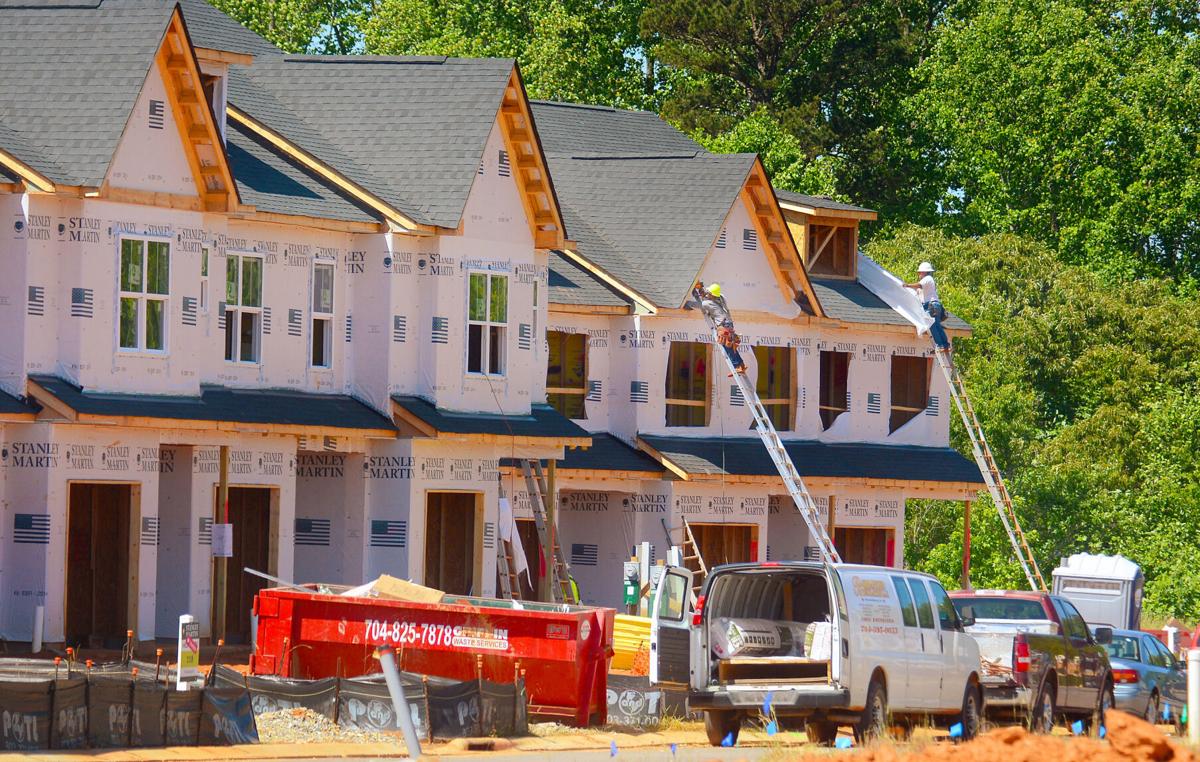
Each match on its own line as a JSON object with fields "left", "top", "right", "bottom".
{"left": 541, "top": 460, "right": 557, "bottom": 601}
{"left": 961, "top": 500, "right": 972, "bottom": 590}
{"left": 213, "top": 445, "right": 230, "bottom": 642}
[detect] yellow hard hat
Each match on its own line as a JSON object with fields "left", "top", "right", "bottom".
{"left": 706, "top": 283, "right": 722, "bottom": 297}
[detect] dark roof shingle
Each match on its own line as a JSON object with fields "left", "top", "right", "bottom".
{"left": 774, "top": 188, "right": 875, "bottom": 215}
{"left": 226, "top": 119, "right": 379, "bottom": 224}
{"left": 560, "top": 433, "right": 663, "bottom": 473}
{"left": 639, "top": 435, "right": 984, "bottom": 484}
{"left": 548, "top": 250, "right": 632, "bottom": 308}
{"left": 392, "top": 395, "right": 589, "bottom": 441}
{"left": 531, "top": 101, "right": 703, "bottom": 157}
{"left": 30, "top": 375, "right": 395, "bottom": 432}
{"left": 230, "top": 56, "right": 514, "bottom": 228}
{"left": 811, "top": 276, "right": 970, "bottom": 331}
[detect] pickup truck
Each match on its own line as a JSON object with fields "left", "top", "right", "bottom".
{"left": 949, "top": 590, "right": 1114, "bottom": 732}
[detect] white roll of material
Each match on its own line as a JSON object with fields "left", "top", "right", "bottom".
{"left": 709, "top": 617, "right": 809, "bottom": 659}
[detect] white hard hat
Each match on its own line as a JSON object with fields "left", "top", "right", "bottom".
{"left": 917, "top": 261, "right": 935, "bottom": 273}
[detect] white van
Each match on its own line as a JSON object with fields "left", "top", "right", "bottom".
{"left": 650, "top": 561, "right": 983, "bottom": 745}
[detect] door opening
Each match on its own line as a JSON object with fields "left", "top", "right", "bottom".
{"left": 686, "top": 523, "right": 757, "bottom": 577}
{"left": 66, "top": 483, "right": 133, "bottom": 648}
{"left": 515, "top": 518, "right": 541, "bottom": 600}
{"left": 834, "top": 527, "right": 895, "bottom": 566}
{"left": 424, "top": 492, "right": 479, "bottom": 595}
{"left": 222, "top": 487, "right": 272, "bottom": 644}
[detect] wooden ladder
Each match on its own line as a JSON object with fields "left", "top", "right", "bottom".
{"left": 679, "top": 517, "right": 710, "bottom": 596}
{"left": 520, "top": 459, "right": 578, "bottom": 604}
{"left": 934, "top": 347, "right": 1047, "bottom": 591}
{"left": 495, "top": 482, "right": 523, "bottom": 601}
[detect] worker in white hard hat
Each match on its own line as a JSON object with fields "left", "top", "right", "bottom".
{"left": 904, "top": 262, "right": 950, "bottom": 351}
{"left": 688, "top": 281, "right": 746, "bottom": 374}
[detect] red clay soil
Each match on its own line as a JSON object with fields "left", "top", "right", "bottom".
{"left": 846, "top": 712, "right": 1193, "bottom": 762}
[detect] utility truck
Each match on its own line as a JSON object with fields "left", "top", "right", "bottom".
{"left": 650, "top": 561, "right": 983, "bottom": 746}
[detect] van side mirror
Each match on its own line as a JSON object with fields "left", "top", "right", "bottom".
{"left": 1093, "top": 627, "right": 1113, "bottom": 645}
{"left": 959, "top": 614, "right": 975, "bottom": 629}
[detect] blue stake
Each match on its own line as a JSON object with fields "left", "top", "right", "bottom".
{"left": 610, "top": 740, "right": 618, "bottom": 757}
{"left": 763, "top": 691, "right": 774, "bottom": 716}
{"left": 835, "top": 736, "right": 853, "bottom": 749}
{"left": 1100, "top": 725, "right": 1107, "bottom": 739}
{"left": 670, "top": 743, "right": 677, "bottom": 757}
{"left": 949, "top": 722, "right": 963, "bottom": 739}
{"left": 722, "top": 732, "right": 734, "bottom": 747}
{"left": 1071, "top": 719, "right": 1084, "bottom": 735}
{"left": 766, "top": 720, "right": 778, "bottom": 736}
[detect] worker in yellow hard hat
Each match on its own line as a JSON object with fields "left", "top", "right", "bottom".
{"left": 689, "top": 281, "right": 746, "bottom": 374}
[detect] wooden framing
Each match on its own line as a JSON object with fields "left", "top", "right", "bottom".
{"left": 739, "top": 160, "right": 824, "bottom": 317}
{"left": 495, "top": 67, "right": 567, "bottom": 250}
{"left": 194, "top": 47, "right": 254, "bottom": 67}
{"left": 25, "top": 378, "right": 397, "bottom": 439}
{"left": 151, "top": 9, "right": 238, "bottom": 212}
{"left": 0, "top": 147, "right": 56, "bottom": 193}
{"left": 778, "top": 198, "right": 877, "bottom": 222}
{"left": 548, "top": 302, "right": 633, "bottom": 316}
{"left": 545, "top": 329, "right": 589, "bottom": 418}
{"left": 663, "top": 340, "right": 712, "bottom": 428}
{"left": 750, "top": 345, "right": 798, "bottom": 431}
{"left": 634, "top": 438, "right": 691, "bottom": 481}
{"left": 422, "top": 489, "right": 485, "bottom": 595}
{"left": 227, "top": 105, "right": 433, "bottom": 234}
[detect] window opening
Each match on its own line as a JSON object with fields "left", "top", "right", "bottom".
{"left": 753, "top": 345, "right": 794, "bottom": 430}
{"left": 665, "top": 341, "right": 709, "bottom": 427}
{"left": 546, "top": 331, "right": 587, "bottom": 419}
{"left": 224, "top": 253, "right": 263, "bottom": 363}
{"left": 890, "top": 355, "right": 931, "bottom": 433}
{"left": 818, "top": 350, "right": 850, "bottom": 430}
{"left": 311, "top": 263, "right": 334, "bottom": 368}
{"left": 119, "top": 238, "right": 169, "bottom": 352}
{"left": 467, "top": 273, "right": 507, "bottom": 375}
{"left": 806, "top": 224, "right": 855, "bottom": 277}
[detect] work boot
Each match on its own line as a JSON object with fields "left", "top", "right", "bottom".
{"left": 728, "top": 366, "right": 747, "bottom": 376}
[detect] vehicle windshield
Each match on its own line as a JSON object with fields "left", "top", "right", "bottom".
{"left": 1105, "top": 635, "right": 1140, "bottom": 661}
{"left": 952, "top": 596, "right": 1046, "bottom": 621}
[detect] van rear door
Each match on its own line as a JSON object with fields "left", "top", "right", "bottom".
{"left": 649, "top": 565, "right": 694, "bottom": 686}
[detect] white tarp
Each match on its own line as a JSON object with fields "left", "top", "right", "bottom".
{"left": 497, "top": 497, "right": 531, "bottom": 583}
{"left": 856, "top": 252, "right": 934, "bottom": 335}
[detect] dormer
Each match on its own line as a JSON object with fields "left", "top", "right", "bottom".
{"left": 776, "top": 189, "right": 877, "bottom": 280}
{"left": 193, "top": 47, "right": 254, "bottom": 143}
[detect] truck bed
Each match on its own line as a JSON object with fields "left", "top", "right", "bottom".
{"left": 966, "top": 618, "right": 1057, "bottom": 684}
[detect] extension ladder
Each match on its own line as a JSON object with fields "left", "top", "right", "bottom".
{"left": 696, "top": 291, "right": 841, "bottom": 564}
{"left": 933, "top": 348, "right": 1047, "bottom": 591}
{"left": 520, "top": 460, "right": 579, "bottom": 604}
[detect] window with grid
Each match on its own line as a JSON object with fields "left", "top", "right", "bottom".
{"left": 890, "top": 355, "right": 931, "bottom": 433}
{"left": 546, "top": 331, "right": 587, "bottom": 419}
{"left": 467, "top": 273, "right": 507, "bottom": 375}
{"left": 119, "top": 238, "right": 170, "bottom": 352}
{"left": 818, "top": 350, "right": 850, "bottom": 430}
{"left": 753, "top": 346, "right": 795, "bottom": 430}
{"left": 665, "top": 341, "right": 710, "bottom": 427}
{"left": 311, "top": 263, "right": 334, "bottom": 368}
{"left": 806, "top": 224, "right": 855, "bottom": 277}
{"left": 224, "top": 253, "right": 263, "bottom": 363}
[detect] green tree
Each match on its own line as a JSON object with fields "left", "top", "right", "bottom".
{"left": 362, "top": 0, "right": 652, "bottom": 107}
{"left": 868, "top": 227, "right": 1200, "bottom": 617}
{"left": 912, "top": 0, "right": 1200, "bottom": 280}
{"left": 642, "top": 0, "right": 948, "bottom": 234}
{"left": 206, "top": 0, "right": 367, "bottom": 53}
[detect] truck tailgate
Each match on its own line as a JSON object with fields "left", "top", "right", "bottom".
{"left": 966, "top": 619, "right": 1057, "bottom": 682}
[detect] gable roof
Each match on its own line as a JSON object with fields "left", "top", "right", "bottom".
{"left": 548, "top": 250, "right": 633, "bottom": 308}
{"left": 228, "top": 56, "right": 517, "bottom": 229}
{"left": 225, "top": 118, "right": 379, "bottom": 224}
{"left": 544, "top": 151, "right": 757, "bottom": 308}
{"left": 175, "top": 0, "right": 279, "bottom": 57}
{"left": 0, "top": 0, "right": 176, "bottom": 188}
{"left": 531, "top": 100, "right": 704, "bottom": 157}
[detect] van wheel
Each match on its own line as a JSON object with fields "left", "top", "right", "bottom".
{"left": 854, "top": 678, "right": 888, "bottom": 743}
{"left": 958, "top": 684, "right": 982, "bottom": 741}
{"left": 806, "top": 720, "right": 839, "bottom": 746}
{"left": 1029, "top": 681, "right": 1055, "bottom": 734}
{"left": 704, "top": 710, "right": 740, "bottom": 747}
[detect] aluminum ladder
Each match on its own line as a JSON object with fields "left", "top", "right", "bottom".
{"left": 520, "top": 459, "right": 579, "bottom": 604}
{"left": 933, "top": 347, "right": 1047, "bottom": 591}
{"left": 678, "top": 517, "right": 710, "bottom": 596}
{"left": 695, "top": 291, "right": 840, "bottom": 564}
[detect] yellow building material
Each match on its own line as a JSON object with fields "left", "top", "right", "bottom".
{"left": 610, "top": 614, "right": 652, "bottom": 671}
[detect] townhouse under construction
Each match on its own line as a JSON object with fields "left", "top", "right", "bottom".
{"left": 0, "top": 0, "right": 999, "bottom": 648}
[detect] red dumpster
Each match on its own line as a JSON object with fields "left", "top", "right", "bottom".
{"left": 251, "top": 586, "right": 615, "bottom": 726}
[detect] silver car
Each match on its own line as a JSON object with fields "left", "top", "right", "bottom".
{"left": 1102, "top": 628, "right": 1186, "bottom": 725}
